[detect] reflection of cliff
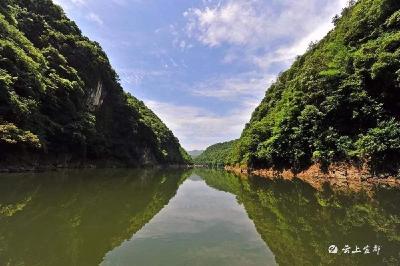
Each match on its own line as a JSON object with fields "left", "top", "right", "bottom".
{"left": 197, "top": 169, "right": 400, "bottom": 266}
{"left": 0, "top": 169, "right": 190, "bottom": 266}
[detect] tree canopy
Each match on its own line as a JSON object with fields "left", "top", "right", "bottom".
{"left": 228, "top": 0, "right": 400, "bottom": 174}
{"left": 195, "top": 140, "right": 237, "bottom": 167}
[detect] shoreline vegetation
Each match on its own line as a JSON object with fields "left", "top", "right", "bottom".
{"left": 3, "top": 160, "right": 398, "bottom": 190}
{"left": 196, "top": 0, "right": 400, "bottom": 187}
{"left": 225, "top": 164, "right": 400, "bottom": 190}
{"left": 0, "top": 162, "right": 194, "bottom": 173}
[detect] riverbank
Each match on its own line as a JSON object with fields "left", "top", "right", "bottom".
{"left": 225, "top": 163, "right": 400, "bottom": 190}
{"left": 0, "top": 161, "right": 193, "bottom": 173}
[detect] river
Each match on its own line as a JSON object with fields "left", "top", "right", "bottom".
{"left": 0, "top": 168, "right": 398, "bottom": 265}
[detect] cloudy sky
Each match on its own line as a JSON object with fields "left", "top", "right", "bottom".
{"left": 53, "top": 0, "right": 348, "bottom": 150}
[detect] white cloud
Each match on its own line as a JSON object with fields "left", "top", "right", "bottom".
{"left": 184, "top": 0, "right": 348, "bottom": 66}
{"left": 191, "top": 71, "right": 274, "bottom": 101}
{"left": 118, "top": 68, "right": 169, "bottom": 86}
{"left": 185, "top": 0, "right": 340, "bottom": 47}
{"left": 87, "top": 12, "right": 104, "bottom": 26}
{"left": 182, "top": 0, "right": 349, "bottom": 102}
{"left": 145, "top": 99, "right": 258, "bottom": 150}
{"left": 184, "top": 1, "right": 269, "bottom": 47}
{"left": 251, "top": 19, "right": 339, "bottom": 69}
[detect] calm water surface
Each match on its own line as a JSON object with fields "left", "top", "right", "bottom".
{"left": 0, "top": 168, "right": 399, "bottom": 266}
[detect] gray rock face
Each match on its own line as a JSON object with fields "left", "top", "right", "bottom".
{"left": 88, "top": 81, "right": 104, "bottom": 110}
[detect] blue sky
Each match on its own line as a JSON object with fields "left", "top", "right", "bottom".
{"left": 53, "top": 0, "right": 347, "bottom": 150}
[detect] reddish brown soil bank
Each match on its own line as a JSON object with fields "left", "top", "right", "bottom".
{"left": 225, "top": 164, "right": 400, "bottom": 191}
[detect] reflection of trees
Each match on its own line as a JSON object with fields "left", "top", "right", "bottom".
{"left": 0, "top": 169, "right": 190, "bottom": 266}
{"left": 197, "top": 169, "right": 400, "bottom": 266}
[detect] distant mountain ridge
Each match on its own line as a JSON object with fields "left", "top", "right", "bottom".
{"left": 194, "top": 140, "right": 237, "bottom": 166}
{"left": 0, "top": 0, "right": 191, "bottom": 169}
{"left": 188, "top": 150, "right": 204, "bottom": 159}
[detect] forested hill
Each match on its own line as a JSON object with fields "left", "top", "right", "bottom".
{"left": 194, "top": 140, "right": 237, "bottom": 166}
{"left": 0, "top": 0, "right": 191, "bottom": 168}
{"left": 188, "top": 150, "right": 204, "bottom": 159}
{"left": 228, "top": 0, "right": 400, "bottom": 174}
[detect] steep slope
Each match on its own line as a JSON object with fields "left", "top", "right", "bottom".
{"left": 195, "top": 140, "right": 237, "bottom": 166}
{"left": 229, "top": 0, "right": 400, "bottom": 175}
{"left": 0, "top": 0, "right": 191, "bottom": 168}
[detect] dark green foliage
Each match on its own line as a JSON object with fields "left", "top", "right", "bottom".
{"left": 231, "top": 0, "right": 400, "bottom": 173}
{"left": 0, "top": 0, "right": 190, "bottom": 166}
{"left": 194, "top": 140, "right": 237, "bottom": 166}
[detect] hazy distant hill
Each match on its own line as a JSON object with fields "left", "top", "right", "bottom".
{"left": 188, "top": 150, "right": 204, "bottom": 159}
{"left": 195, "top": 140, "right": 237, "bottom": 166}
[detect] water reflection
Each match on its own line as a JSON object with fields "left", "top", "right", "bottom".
{"left": 197, "top": 169, "right": 400, "bottom": 266}
{"left": 102, "top": 174, "right": 275, "bottom": 266}
{"left": 0, "top": 168, "right": 399, "bottom": 266}
{"left": 0, "top": 169, "right": 188, "bottom": 266}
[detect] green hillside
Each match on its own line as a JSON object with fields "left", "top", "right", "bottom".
{"left": 188, "top": 150, "right": 204, "bottom": 159}
{"left": 0, "top": 0, "right": 191, "bottom": 168}
{"left": 229, "top": 0, "right": 400, "bottom": 174}
{"left": 195, "top": 140, "right": 237, "bottom": 166}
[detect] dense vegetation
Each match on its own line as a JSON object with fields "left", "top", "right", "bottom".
{"left": 194, "top": 140, "right": 237, "bottom": 166}
{"left": 199, "top": 169, "right": 400, "bottom": 266}
{"left": 228, "top": 0, "right": 400, "bottom": 174}
{"left": 0, "top": 0, "right": 191, "bottom": 168}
